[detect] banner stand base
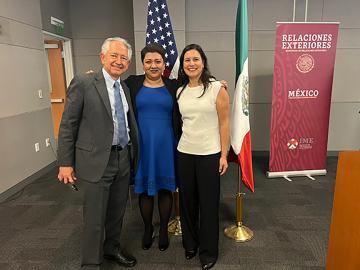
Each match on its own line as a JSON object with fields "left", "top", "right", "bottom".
{"left": 266, "top": 169, "right": 327, "bottom": 181}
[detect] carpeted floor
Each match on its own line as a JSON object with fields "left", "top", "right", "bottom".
{"left": 0, "top": 156, "right": 337, "bottom": 270}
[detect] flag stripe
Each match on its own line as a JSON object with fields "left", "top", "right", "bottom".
{"left": 230, "top": 0, "right": 255, "bottom": 192}
{"left": 239, "top": 132, "right": 254, "bottom": 192}
{"left": 236, "top": 0, "right": 248, "bottom": 77}
{"left": 231, "top": 58, "right": 249, "bottom": 154}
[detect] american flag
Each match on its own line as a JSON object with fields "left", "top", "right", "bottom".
{"left": 146, "top": 0, "right": 179, "bottom": 78}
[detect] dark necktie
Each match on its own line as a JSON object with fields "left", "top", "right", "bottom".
{"left": 113, "top": 81, "right": 128, "bottom": 147}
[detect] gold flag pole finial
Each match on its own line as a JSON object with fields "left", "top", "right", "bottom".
{"left": 224, "top": 166, "right": 253, "bottom": 242}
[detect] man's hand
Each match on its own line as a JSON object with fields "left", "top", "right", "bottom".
{"left": 58, "top": 166, "right": 77, "bottom": 184}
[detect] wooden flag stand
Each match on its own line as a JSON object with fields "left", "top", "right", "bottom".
{"left": 168, "top": 189, "right": 182, "bottom": 235}
{"left": 224, "top": 166, "right": 253, "bottom": 242}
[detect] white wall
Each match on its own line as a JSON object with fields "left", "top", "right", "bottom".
{"left": 69, "top": 0, "right": 136, "bottom": 77}
{"left": 0, "top": 0, "right": 56, "bottom": 194}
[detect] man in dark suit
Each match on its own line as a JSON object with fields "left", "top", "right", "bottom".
{"left": 57, "top": 37, "right": 139, "bottom": 270}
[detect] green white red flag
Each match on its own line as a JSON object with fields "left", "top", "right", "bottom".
{"left": 230, "top": 0, "right": 254, "bottom": 192}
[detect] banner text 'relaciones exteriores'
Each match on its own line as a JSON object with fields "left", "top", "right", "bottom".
{"left": 282, "top": 33, "right": 334, "bottom": 51}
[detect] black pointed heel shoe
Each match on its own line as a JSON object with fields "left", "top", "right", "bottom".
{"left": 158, "top": 241, "right": 169, "bottom": 251}
{"left": 185, "top": 249, "right": 197, "bottom": 260}
{"left": 158, "top": 227, "right": 169, "bottom": 251}
{"left": 142, "top": 227, "right": 155, "bottom": 250}
{"left": 201, "top": 261, "right": 216, "bottom": 270}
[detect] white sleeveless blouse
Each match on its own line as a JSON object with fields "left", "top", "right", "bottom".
{"left": 177, "top": 80, "right": 222, "bottom": 155}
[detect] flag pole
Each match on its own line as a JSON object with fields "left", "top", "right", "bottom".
{"left": 225, "top": 0, "right": 254, "bottom": 241}
{"left": 224, "top": 164, "right": 253, "bottom": 242}
{"left": 168, "top": 188, "right": 182, "bottom": 235}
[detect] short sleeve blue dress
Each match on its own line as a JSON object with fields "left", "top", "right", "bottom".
{"left": 134, "top": 85, "right": 177, "bottom": 196}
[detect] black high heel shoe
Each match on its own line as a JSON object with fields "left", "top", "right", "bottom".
{"left": 142, "top": 227, "right": 155, "bottom": 250}
{"left": 185, "top": 249, "right": 197, "bottom": 260}
{"left": 158, "top": 227, "right": 169, "bottom": 251}
{"left": 201, "top": 261, "right": 216, "bottom": 270}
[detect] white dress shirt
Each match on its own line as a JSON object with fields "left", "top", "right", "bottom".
{"left": 102, "top": 68, "right": 130, "bottom": 145}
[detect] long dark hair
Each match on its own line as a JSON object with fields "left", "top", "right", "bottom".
{"left": 177, "top": 44, "right": 215, "bottom": 99}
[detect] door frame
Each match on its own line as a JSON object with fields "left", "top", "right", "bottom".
{"left": 43, "top": 31, "right": 74, "bottom": 141}
{"left": 42, "top": 30, "right": 74, "bottom": 87}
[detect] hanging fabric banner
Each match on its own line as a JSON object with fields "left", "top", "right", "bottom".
{"left": 268, "top": 22, "right": 339, "bottom": 178}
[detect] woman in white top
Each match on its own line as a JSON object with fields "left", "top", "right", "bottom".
{"left": 176, "top": 44, "right": 230, "bottom": 270}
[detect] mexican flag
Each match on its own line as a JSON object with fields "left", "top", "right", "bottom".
{"left": 230, "top": 0, "right": 254, "bottom": 192}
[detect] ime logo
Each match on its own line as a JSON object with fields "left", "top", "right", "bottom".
{"left": 299, "top": 137, "right": 314, "bottom": 144}
{"left": 287, "top": 138, "right": 299, "bottom": 150}
{"left": 287, "top": 137, "right": 315, "bottom": 150}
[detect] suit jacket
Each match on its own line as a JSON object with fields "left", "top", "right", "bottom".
{"left": 57, "top": 71, "right": 139, "bottom": 182}
{"left": 124, "top": 74, "right": 182, "bottom": 141}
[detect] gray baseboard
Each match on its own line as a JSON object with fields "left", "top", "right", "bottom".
{"left": 327, "top": 151, "right": 339, "bottom": 156}
{"left": 0, "top": 161, "right": 57, "bottom": 203}
{"left": 252, "top": 151, "right": 269, "bottom": 157}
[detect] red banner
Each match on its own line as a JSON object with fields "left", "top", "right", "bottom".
{"left": 269, "top": 22, "right": 339, "bottom": 176}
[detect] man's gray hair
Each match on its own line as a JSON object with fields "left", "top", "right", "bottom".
{"left": 101, "top": 37, "right": 132, "bottom": 61}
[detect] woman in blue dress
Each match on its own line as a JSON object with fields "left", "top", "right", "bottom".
{"left": 125, "top": 44, "right": 181, "bottom": 251}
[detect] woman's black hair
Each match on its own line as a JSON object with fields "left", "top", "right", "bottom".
{"left": 177, "top": 44, "right": 215, "bottom": 99}
{"left": 140, "top": 43, "right": 166, "bottom": 63}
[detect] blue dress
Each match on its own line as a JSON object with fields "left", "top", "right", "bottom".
{"left": 134, "top": 85, "right": 177, "bottom": 196}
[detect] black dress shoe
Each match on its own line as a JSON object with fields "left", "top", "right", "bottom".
{"left": 202, "top": 261, "right": 216, "bottom": 270}
{"left": 104, "top": 251, "right": 137, "bottom": 268}
{"left": 185, "top": 249, "right": 197, "bottom": 260}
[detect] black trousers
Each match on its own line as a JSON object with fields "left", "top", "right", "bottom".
{"left": 81, "top": 147, "right": 130, "bottom": 266}
{"left": 177, "top": 151, "right": 220, "bottom": 264}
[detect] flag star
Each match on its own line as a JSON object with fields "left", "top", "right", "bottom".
{"left": 146, "top": 0, "right": 178, "bottom": 75}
